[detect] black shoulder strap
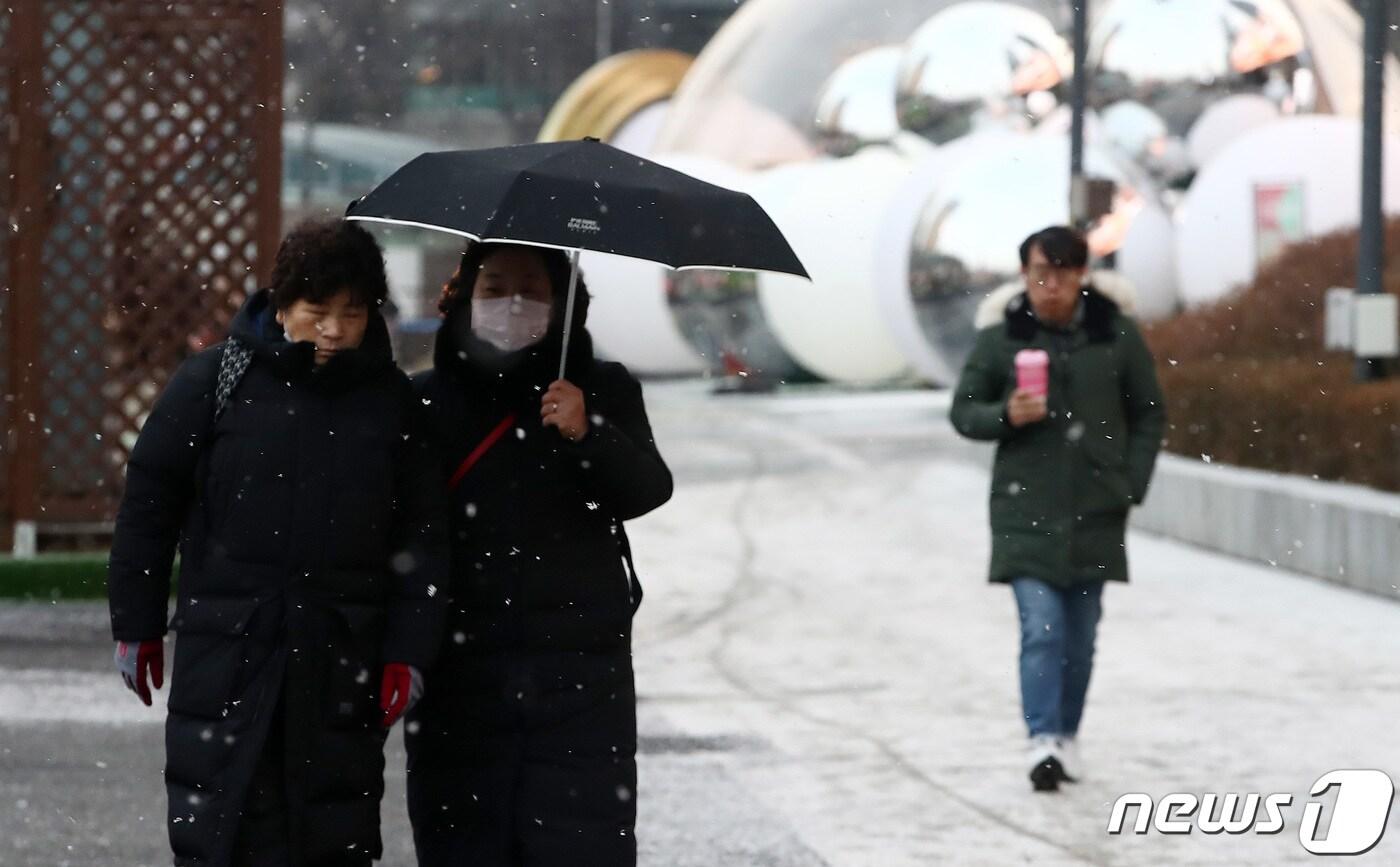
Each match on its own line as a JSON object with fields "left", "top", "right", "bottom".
{"left": 614, "top": 520, "right": 643, "bottom": 614}
{"left": 190, "top": 342, "right": 246, "bottom": 571}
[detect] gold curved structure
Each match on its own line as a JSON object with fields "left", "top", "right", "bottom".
{"left": 538, "top": 49, "right": 694, "bottom": 143}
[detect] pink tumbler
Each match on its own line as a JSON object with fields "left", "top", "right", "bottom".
{"left": 1015, "top": 349, "right": 1049, "bottom": 398}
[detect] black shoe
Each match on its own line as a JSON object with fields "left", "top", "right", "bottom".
{"left": 1030, "top": 755, "right": 1064, "bottom": 792}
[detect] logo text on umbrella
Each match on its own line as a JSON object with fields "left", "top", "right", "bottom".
{"left": 567, "top": 217, "right": 601, "bottom": 234}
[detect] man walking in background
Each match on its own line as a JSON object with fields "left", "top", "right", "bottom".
{"left": 950, "top": 225, "right": 1166, "bottom": 792}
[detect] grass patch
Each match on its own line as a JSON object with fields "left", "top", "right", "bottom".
{"left": 0, "top": 553, "right": 110, "bottom": 600}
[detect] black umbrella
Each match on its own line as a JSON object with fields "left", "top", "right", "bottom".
{"left": 346, "top": 138, "right": 808, "bottom": 378}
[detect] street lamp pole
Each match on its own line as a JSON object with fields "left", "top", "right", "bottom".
{"left": 1070, "top": 1, "right": 1088, "bottom": 227}
{"left": 596, "top": 0, "right": 614, "bottom": 64}
{"left": 1355, "top": 0, "right": 1388, "bottom": 381}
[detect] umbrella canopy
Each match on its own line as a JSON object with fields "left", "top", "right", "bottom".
{"left": 345, "top": 138, "right": 808, "bottom": 279}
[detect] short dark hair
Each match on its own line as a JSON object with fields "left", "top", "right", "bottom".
{"left": 269, "top": 219, "right": 388, "bottom": 311}
{"left": 1019, "top": 225, "right": 1089, "bottom": 269}
{"left": 437, "top": 242, "right": 585, "bottom": 316}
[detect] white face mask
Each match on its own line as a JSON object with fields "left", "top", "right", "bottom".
{"left": 471, "top": 295, "right": 552, "bottom": 352}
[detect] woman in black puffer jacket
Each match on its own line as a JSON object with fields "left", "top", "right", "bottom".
{"left": 406, "top": 242, "right": 672, "bottom": 867}
{"left": 108, "top": 219, "right": 449, "bottom": 867}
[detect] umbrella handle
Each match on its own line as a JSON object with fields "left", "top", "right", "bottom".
{"left": 558, "top": 248, "right": 582, "bottom": 381}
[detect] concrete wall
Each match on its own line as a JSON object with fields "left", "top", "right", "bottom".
{"left": 1133, "top": 454, "right": 1400, "bottom": 599}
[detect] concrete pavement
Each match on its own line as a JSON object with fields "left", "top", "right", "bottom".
{"left": 3, "top": 383, "right": 1398, "bottom": 865}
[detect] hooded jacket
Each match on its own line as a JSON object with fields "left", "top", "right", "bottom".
{"left": 404, "top": 269, "right": 671, "bottom": 856}
{"left": 108, "top": 289, "right": 448, "bottom": 866}
{"left": 950, "top": 284, "right": 1166, "bottom": 587}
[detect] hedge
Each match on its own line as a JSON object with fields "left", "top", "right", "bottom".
{"left": 1144, "top": 220, "right": 1400, "bottom": 493}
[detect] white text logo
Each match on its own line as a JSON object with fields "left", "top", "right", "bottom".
{"left": 1107, "top": 770, "right": 1394, "bottom": 855}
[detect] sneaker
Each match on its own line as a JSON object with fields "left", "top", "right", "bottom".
{"left": 1056, "top": 736, "right": 1081, "bottom": 784}
{"left": 1027, "top": 734, "right": 1063, "bottom": 792}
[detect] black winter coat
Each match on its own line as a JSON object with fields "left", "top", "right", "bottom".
{"left": 107, "top": 290, "right": 449, "bottom": 867}
{"left": 405, "top": 288, "right": 672, "bottom": 859}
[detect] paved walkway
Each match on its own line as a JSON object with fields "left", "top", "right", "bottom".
{"left": 2, "top": 384, "right": 1398, "bottom": 865}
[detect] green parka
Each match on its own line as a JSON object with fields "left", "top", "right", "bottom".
{"left": 950, "top": 286, "right": 1166, "bottom": 587}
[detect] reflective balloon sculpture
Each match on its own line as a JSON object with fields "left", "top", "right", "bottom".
{"left": 546, "top": 0, "right": 1399, "bottom": 384}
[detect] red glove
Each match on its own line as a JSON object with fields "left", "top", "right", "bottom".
{"left": 380, "top": 663, "right": 423, "bottom": 728}
{"left": 114, "top": 640, "right": 164, "bottom": 706}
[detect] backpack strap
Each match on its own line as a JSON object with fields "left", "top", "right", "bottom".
{"left": 214, "top": 338, "right": 253, "bottom": 420}
{"left": 189, "top": 340, "right": 249, "bottom": 572}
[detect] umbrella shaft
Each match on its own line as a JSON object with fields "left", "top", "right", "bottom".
{"left": 558, "top": 249, "right": 582, "bottom": 381}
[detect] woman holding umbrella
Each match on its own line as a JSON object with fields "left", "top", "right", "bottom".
{"left": 405, "top": 240, "right": 673, "bottom": 866}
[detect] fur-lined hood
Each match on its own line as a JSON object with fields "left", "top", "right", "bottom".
{"left": 973, "top": 270, "right": 1138, "bottom": 330}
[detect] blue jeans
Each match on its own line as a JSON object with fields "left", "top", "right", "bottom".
{"left": 1011, "top": 577, "right": 1104, "bottom": 738}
